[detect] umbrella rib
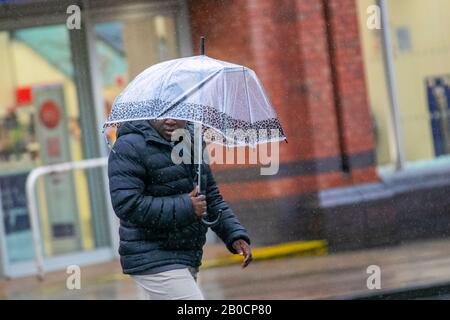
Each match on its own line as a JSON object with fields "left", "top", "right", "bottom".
{"left": 156, "top": 69, "right": 222, "bottom": 119}
{"left": 222, "top": 69, "right": 227, "bottom": 134}
{"left": 255, "top": 74, "right": 275, "bottom": 119}
{"left": 242, "top": 66, "right": 252, "bottom": 124}
{"left": 157, "top": 58, "right": 188, "bottom": 102}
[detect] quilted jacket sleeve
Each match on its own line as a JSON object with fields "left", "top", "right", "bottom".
{"left": 204, "top": 164, "right": 251, "bottom": 254}
{"left": 108, "top": 137, "right": 197, "bottom": 231}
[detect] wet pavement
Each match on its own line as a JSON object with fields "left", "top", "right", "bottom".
{"left": 2, "top": 239, "right": 450, "bottom": 299}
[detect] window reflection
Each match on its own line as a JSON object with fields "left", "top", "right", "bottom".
{"left": 95, "top": 14, "right": 180, "bottom": 145}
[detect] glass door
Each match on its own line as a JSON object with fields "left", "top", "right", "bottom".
{"left": 0, "top": 24, "right": 111, "bottom": 277}
{"left": 0, "top": 0, "right": 191, "bottom": 278}
{"left": 93, "top": 13, "right": 181, "bottom": 145}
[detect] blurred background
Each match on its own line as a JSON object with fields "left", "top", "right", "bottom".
{"left": 0, "top": 0, "right": 450, "bottom": 299}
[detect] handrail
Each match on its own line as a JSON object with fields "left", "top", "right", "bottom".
{"left": 25, "top": 157, "right": 108, "bottom": 279}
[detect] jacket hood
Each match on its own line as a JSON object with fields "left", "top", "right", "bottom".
{"left": 116, "top": 120, "right": 194, "bottom": 146}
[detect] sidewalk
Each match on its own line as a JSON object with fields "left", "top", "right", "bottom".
{"left": 2, "top": 238, "right": 450, "bottom": 299}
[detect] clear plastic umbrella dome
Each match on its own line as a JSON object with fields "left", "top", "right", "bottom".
{"left": 103, "top": 55, "right": 286, "bottom": 147}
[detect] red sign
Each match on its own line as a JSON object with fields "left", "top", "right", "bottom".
{"left": 16, "top": 86, "right": 32, "bottom": 105}
{"left": 39, "top": 100, "right": 61, "bottom": 129}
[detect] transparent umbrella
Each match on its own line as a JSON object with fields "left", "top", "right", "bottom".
{"left": 103, "top": 38, "right": 286, "bottom": 226}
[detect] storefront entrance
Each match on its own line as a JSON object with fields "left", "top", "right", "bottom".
{"left": 0, "top": 0, "right": 192, "bottom": 278}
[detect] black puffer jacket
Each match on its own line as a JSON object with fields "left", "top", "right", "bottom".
{"left": 108, "top": 120, "right": 250, "bottom": 274}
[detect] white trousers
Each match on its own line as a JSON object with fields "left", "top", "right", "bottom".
{"left": 132, "top": 268, "right": 205, "bottom": 300}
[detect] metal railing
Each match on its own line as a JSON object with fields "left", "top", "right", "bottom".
{"left": 25, "top": 157, "right": 108, "bottom": 279}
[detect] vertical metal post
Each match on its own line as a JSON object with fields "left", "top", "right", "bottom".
{"left": 378, "top": 0, "right": 405, "bottom": 170}
{"left": 196, "top": 36, "right": 222, "bottom": 227}
{"left": 0, "top": 189, "right": 10, "bottom": 279}
{"left": 83, "top": 2, "right": 120, "bottom": 255}
{"left": 69, "top": 6, "right": 111, "bottom": 248}
{"left": 198, "top": 36, "right": 205, "bottom": 191}
{"left": 196, "top": 123, "right": 203, "bottom": 191}
{"left": 26, "top": 170, "right": 45, "bottom": 279}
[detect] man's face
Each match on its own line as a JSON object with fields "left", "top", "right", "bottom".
{"left": 149, "top": 119, "right": 187, "bottom": 141}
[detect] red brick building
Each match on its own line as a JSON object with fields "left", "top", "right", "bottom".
{"left": 188, "top": 0, "right": 450, "bottom": 250}
{"left": 187, "top": 0, "right": 376, "bottom": 247}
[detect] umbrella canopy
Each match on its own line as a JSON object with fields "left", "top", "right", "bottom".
{"left": 103, "top": 55, "right": 285, "bottom": 146}
{"left": 104, "top": 53, "right": 286, "bottom": 227}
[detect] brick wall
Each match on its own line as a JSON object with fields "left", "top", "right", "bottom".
{"left": 323, "top": 0, "right": 378, "bottom": 183}
{"left": 187, "top": 0, "right": 378, "bottom": 196}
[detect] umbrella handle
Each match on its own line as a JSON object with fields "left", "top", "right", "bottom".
{"left": 201, "top": 209, "right": 222, "bottom": 228}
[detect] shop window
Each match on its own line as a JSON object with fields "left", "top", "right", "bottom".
{"left": 357, "top": 0, "right": 450, "bottom": 168}
{"left": 94, "top": 14, "right": 180, "bottom": 145}
{"left": 0, "top": 25, "right": 98, "bottom": 263}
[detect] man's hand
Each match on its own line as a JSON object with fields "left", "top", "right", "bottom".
{"left": 189, "top": 186, "right": 207, "bottom": 219}
{"left": 232, "top": 239, "right": 253, "bottom": 268}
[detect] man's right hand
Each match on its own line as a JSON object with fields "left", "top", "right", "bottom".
{"left": 189, "top": 186, "right": 207, "bottom": 218}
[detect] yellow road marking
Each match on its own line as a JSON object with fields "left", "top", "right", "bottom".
{"left": 202, "top": 240, "right": 328, "bottom": 268}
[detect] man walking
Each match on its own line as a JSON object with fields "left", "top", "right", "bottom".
{"left": 108, "top": 119, "right": 252, "bottom": 300}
